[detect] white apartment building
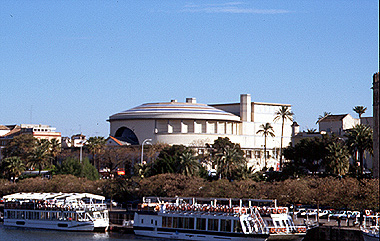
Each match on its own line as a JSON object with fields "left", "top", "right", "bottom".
{"left": 108, "top": 94, "right": 293, "bottom": 171}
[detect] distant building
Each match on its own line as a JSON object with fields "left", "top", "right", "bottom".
{"left": 108, "top": 94, "right": 293, "bottom": 171}
{"left": 291, "top": 121, "right": 324, "bottom": 146}
{"left": 61, "top": 134, "right": 86, "bottom": 148}
{"left": 318, "top": 114, "right": 360, "bottom": 136}
{"left": 0, "top": 124, "right": 61, "bottom": 160}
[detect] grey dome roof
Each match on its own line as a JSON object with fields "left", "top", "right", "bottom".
{"left": 109, "top": 101, "right": 240, "bottom": 122}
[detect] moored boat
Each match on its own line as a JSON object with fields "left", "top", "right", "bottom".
{"left": 2, "top": 192, "right": 109, "bottom": 232}
{"left": 362, "top": 214, "right": 379, "bottom": 241}
{"left": 133, "top": 197, "right": 307, "bottom": 241}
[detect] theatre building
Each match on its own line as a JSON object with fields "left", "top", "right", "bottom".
{"left": 108, "top": 94, "right": 292, "bottom": 171}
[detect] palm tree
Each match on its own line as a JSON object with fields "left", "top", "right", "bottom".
{"left": 256, "top": 123, "right": 275, "bottom": 169}
{"left": 316, "top": 112, "right": 331, "bottom": 124}
{"left": 345, "top": 124, "right": 373, "bottom": 177}
{"left": 306, "top": 128, "right": 317, "bottom": 134}
{"left": 1, "top": 156, "right": 25, "bottom": 182}
{"left": 274, "top": 106, "right": 294, "bottom": 170}
{"left": 353, "top": 106, "right": 367, "bottom": 124}
{"left": 178, "top": 150, "right": 200, "bottom": 176}
{"left": 49, "top": 138, "right": 61, "bottom": 166}
{"left": 326, "top": 142, "right": 350, "bottom": 176}
{"left": 86, "top": 136, "right": 106, "bottom": 171}
{"left": 215, "top": 145, "right": 245, "bottom": 181}
{"left": 28, "top": 139, "right": 51, "bottom": 176}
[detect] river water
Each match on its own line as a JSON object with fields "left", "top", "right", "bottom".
{"left": 0, "top": 223, "right": 154, "bottom": 241}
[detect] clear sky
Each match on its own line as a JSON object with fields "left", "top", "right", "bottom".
{"left": 1, "top": 1, "right": 378, "bottom": 137}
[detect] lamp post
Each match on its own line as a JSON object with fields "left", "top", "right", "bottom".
{"left": 141, "top": 139, "right": 152, "bottom": 164}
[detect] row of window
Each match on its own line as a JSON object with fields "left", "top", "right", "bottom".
{"left": 5, "top": 210, "right": 106, "bottom": 222}
{"left": 155, "top": 120, "right": 239, "bottom": 135}
{"left": 161, "top": 216, "right": 242, "bottom": 233}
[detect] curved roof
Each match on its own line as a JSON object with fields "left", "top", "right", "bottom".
{"left": 109, "top": 101, "right": 241, "bottom": 122}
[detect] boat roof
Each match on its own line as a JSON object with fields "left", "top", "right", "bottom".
{"left": 143, "top": 196, "right": 277, "bottom": 206}
{"left": 2, "top": 192, "right": 105, "bottom": 201}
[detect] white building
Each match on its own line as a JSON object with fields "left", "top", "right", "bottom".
{"left": 108, "top": 94, "right": 293, "bottom": 171}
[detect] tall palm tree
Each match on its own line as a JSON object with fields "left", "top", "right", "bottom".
{"left": 256, "top": 122, "right": 275, "bottom": 169}
{"left": 274, "top": 106, "right": 294, "bottom": 170}
{"left": 316, "top": 112, "right": 331, "bottom": 124}
{"left": 49, "top": 138, "right": 61, "bottom": 166}
{"left": 326, "top": 142, "right": 350, "bottom": 176}
{"left": 345, "top": 124, "right": 373, "bottom": 177}
{"left": 353, "top": 106, "right": 367, "bottom": 124}
{"left": 1, "top": 156, "right": 25, "bottom": 182}
{"left": 86, "top": 136, "right": 106, "bottom": 171}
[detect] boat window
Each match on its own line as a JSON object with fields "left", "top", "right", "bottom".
{"left": 178, "top": 217, "right": 184, "bottom": 228}
{"left": 141, "top": 219, "right": 144, "bottom": 224}
{"left": 233, "top": 220, "right": 243, "bottom": 233}
{"left": 208, "top": 219, "right": 219, "bottom": 231}
{"left": 275, "top": 220, "right": 281, "bottom": 227}
{"left": 151, "top": 219, "right": 153, "bottom": 224}
{"left": 220, "top": 219, "right": 232, "bottom": 232}
{"left": 188, "top": 218, "right": 194, "bottom": 229}
{"left": 196, "top": 218, "right": 206, "bottom": 230}
{"left": 155, "top": 220, "right": 157, "bottom": 226}
{"left": 173, "top": 217, "right": 178, "bottom": 228}
{"left": 267, "top": 220, "right": 274, "bottom": 227}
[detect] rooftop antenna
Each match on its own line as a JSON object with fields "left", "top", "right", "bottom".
{"left": 29, "top": 105, "right": 33, "bottom": 124}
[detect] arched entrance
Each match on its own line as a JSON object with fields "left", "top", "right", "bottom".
{"left": 114, "top": 127, "right": 139, "bottom": 145}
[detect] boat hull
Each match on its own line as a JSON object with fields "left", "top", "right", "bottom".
{"left": 134, "top": 226, "right": 269, "bottom": 241}
{"left": 362, "top": 232, "right": 380, "bottom": 241}
{"left": 3, "top": 219, "right": 106, "bottom": 231}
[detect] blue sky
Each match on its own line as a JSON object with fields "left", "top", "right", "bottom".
{"left": 1, "top": 1, "right": 378, "bottom": 137}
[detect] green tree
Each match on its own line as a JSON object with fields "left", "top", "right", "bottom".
{"left": 283, "top": 135, "right": 337, "bottom": 175}
{"left": 27, "top": 139, "right": 52, "bottom": 175}
{"left": 49, "top": 138, "right": 61, "bottom": 166}
{"left": 325, "top": 142, "right": 350, "bottom": 176}
{"left": 345, "top": 124, "right": 373, "bottom": 177}
{"left": 273, "top": 106, "right": 294, "bottom": 170}
{"left": 306, "top": 128, "right": 317, "bottom": 134}
{"left": 353, "top": 106, "right": 367, "bottom": 120}
{"left": 178, "top": 149, "right": 201, "bottom": 176}
{"left": 1, "top": 156, "right": 26, "bottom": 182}
{"left": 2, "top": 134, "right": 36, "bottom": 160}
{"left": 147, "top": 145, "right": 200, "bottom": 177}
{"left": 316, "top": 112, "right": 331, "bottom": 124}
{"left": 256, "top": 123, "right": 275, "bottom": 169}
{"left": 215, "top": 145, "right": 246, "bottom": 181}
{"left": 57, "top": 157, "right": 99, "bottom": 180}
{"left": 86, "top": 136, "right": 106, "bottom": 170}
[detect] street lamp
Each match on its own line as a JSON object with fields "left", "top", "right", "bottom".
{"left": 141, "top": 139, "right": 152, "bottom": 164}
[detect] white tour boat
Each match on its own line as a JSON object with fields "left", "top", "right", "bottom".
{"left": 2, "top": 192, "right": 109, "bottom": 231}
{"left": 362, "top": 214, "right": 379, "bottom": 241}
{"left": 133, "top": 197, "right": 307, "bottom": 241}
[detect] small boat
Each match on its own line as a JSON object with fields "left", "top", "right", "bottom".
{"left": 2, "top": 192, "right": 109, "bottom": 231}
{"left": 133, "top": 197, "right": 307, "bottom": 241}
{"left": 362, "top": 214, "right": 379, "bottom": 241}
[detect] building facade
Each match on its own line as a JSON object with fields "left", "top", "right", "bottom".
{"left": 108, "top": 94, "right": 293, "bottom": 171}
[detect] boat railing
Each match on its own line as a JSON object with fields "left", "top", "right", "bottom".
{"left": 267, "top": 225, "right": 307, "bottom": 234}
{"left": 4, "top": 201, "right": 107, "bottom": 212}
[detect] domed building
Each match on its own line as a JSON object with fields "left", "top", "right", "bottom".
{"left": 108, "top": 94, "right": 293, "bottom": 171}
